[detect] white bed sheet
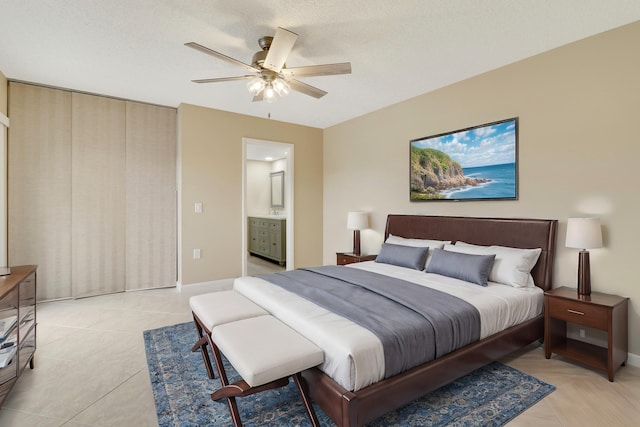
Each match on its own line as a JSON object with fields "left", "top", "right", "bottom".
{"left": 233, "top": 261, "right": 543, "bottom": 392}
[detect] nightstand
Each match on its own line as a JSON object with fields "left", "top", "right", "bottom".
{"left": 544, "top": 287, "right": 628, "bottom": 381}
{"left": 336, "top": 252, "right": 377, "bottom": 266}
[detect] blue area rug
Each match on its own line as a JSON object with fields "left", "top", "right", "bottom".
{"left": 144, "top": 322, "right": 554, "bottom": 426}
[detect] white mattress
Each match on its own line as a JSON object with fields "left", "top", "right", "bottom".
{"left": 233, "top": 261, "right": 543, "bottom": 391}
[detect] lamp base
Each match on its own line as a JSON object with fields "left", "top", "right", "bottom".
{"left": 577, "top": 250, "right": 591, "bottom": 296}
{"left": 353, "top": 230, "right": 361, "bottom": 256}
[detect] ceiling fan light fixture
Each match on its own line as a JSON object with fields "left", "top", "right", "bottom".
{"left": 263, "top": 82, "right": 277, "bottom": 103}
{"left": 273, "top": 78, "right": 290, "bottom": 97}
{"left": 188, "top": 27, "right": 351, "bottom": 102}
{"left": 247, "top": 77, "right": 265, "bottom": 96}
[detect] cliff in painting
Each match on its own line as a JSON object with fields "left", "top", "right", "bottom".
{"left": 410, "top": 147, "right": 489, "bottom": 200}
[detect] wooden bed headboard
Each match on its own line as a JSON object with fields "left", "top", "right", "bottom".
{"left": 384, "top": 214, "right": 558, "bottom": 291}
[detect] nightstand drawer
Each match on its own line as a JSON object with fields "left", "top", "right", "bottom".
{"left": 337, "top": 254, "right": 356, "bottom": 265}
{"left": 547, "top": 298, "right": 607, "bottom": 329}
{"left": 336, "top": 253, "right": 377, "bottom": 265}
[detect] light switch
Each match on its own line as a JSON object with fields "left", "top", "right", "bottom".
{"left": 194, "top": 202, "right": 202, "bottom": 213}
{"left": 193, "top": 249, "right": 201, "bottom": 259}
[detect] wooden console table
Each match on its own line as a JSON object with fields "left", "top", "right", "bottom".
{"left": 0, "top": 265, "right": 37, "bottom": 405}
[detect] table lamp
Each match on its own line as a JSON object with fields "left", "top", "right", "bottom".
{"left": 347, "top": 212, "right": 369, "bottom": 256}
{"left": 565, "top": 217, "right": 602, "bottom": 296}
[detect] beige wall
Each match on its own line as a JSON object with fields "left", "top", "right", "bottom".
{"left": 246, "top": 160, "right": 271, "bottom": 216}
{"left": 324, "top": 22, "right": 640, "bottom": 356}
{"left": 178, "top": 103, "right": 323, "bottom": 285}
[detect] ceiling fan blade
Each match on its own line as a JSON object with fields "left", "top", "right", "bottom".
{"left": 191, "top": 75, "right": 255, "bottom": 84}
{"left": 289, "top": 79, "right": 327, "bottom": 98}
{"left": 263, "top": 27, "right": 298, "bottom": 73}
{"left": 281, "top": 62, "right": 352, "bottom": 79}
{"left": 185, "top": 42, "right": 259, "bottom": 73}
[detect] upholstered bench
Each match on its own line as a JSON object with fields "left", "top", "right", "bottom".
{"left": 209, "top": 315, "right": 324, "bottom": 427}
{"left": 189, "top": 291, "right": 268, "bottom": 379}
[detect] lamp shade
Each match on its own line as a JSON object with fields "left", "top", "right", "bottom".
{"left": 347, "top": 211, "right": 369, "bottom": 230}
{"left": 566, "top": 217, "right": 602, "bottom": 249}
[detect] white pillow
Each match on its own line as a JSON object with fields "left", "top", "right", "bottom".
{"left": 386, "top": 235, "right": 451, "bottom": 269}
{"left": 446, "top": 242, "right": 542, "bottom": 288}
{"left": 386, "top": 235, "right": 450, "bottom": 248}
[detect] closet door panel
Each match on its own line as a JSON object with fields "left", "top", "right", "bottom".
{"left": 71, "top": 93, "right": 125, "bottom": 298}
{"left": 125, "top": 101, "right": 176, "bottom": 290}
{"left": 8, "top": 83, "right": 72, "bottom": 300}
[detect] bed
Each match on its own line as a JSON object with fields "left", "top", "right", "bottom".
{"left": 235, "top": 214, "right": 557, "bottom": 426}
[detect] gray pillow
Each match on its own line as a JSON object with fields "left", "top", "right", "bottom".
{"left": 375, "top": 243, "right": 429, "bottom": 270}
{"left": 425, "top": 248, "right": 496, "bottom": 286}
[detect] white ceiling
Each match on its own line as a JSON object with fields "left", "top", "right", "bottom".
{"left": 1, "top": 1, "right": 639, "bottom": 129}
{"left": 246, "top": 143, "right": 289, "bottom": 162}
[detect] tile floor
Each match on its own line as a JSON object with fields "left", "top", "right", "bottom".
{"left": 0, "top": 281, "right": 638, "bottom": 426}
{"left": 246, "top": 254, "right": 285, "bottom": 276}
{"left": 0, "top": 280, "right": 232, "bottom": 427}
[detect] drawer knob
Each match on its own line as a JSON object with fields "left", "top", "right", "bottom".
{"left": 567, "top": 309, "right": 585, "bottom": 315}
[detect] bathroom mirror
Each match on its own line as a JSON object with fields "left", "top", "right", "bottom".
{"left": 270, "top": 171, "right": 284, "bottom": 208}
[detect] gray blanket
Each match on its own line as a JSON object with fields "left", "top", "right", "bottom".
{"left": 259, "top": 265, "right": 481, "bottom": 378}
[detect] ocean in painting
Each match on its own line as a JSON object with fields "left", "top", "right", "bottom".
{"left": 442, "top": 162, "right": 516, "bottom": 199}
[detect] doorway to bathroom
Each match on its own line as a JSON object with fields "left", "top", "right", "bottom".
{"left": 242, "top": 138, "right": 294, "bottom": 276}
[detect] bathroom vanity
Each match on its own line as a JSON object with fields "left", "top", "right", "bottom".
{"left": 248, "top": 216, "right": 286, "bottom": 265}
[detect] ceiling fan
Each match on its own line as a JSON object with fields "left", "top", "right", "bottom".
{"left": 186, "top": 27, "right": 352, "bottom": 103}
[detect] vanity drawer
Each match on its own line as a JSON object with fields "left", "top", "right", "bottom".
{"left": 268, "top": 221, "right": 281, "bottom": 231}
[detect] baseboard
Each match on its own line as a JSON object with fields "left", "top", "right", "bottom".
{"left": 177, "top": 278, "right": 234, "bottom": 294}
{"left": 626, "top": 352, "right": 640, "bottom": 368}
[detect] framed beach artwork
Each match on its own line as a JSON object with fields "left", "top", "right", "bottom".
{"left": 410, "top": 117, "right": 518, "bottom": 201}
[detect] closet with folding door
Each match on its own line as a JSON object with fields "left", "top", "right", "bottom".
{"left": 8, "top": 82, "right": 176, "bottom": 300}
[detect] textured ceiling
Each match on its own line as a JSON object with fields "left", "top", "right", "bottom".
{"left": 1, "top": 1, "right": 639, "bottom": 129}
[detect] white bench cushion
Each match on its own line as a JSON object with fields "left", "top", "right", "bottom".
{"left": 212, "top": 315, "right": 324, "bottom": 387}
{"left": 189, "top": 291, "right": 268, "bottom": 330}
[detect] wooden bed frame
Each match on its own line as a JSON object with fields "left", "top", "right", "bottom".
{"left": 302, "top": 214, "right": 557, "bottom": 427}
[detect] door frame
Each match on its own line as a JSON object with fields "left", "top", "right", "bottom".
{"left": 242, "top": 137, "right": 294, "bottom": 276}
{"left": 0, "top": 112, "right": 8, "bottom": 268}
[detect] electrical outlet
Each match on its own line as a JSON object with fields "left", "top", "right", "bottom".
{"left": 193, "top": 249, "right": 201, "bottom": 259}
{"left": 579, "top": 329, "right": 586, "bottom": 338}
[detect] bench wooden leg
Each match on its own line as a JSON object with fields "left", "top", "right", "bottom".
{"left": 224, "top": 396, "right": 243, "bottom": 427}
{"left": 204, "top": 315, "right": 322, "bottom": 427}
{"left": 209, "top": 366, "right": 319, "bottom": 427}
{"left": 208, "top": 339, "right": 306, "bottom": 427}
{"left": 191, "top": 313, "right": 216, "bottom": 379}
{"left": 208, "top": 337, "right": 245, "bottom": 427}
{"left": 293, "top": 372, "right": 320, "bottom": 427}
{"left": 210, "top": 355, "right": 242, "bottom": 427}
{"left": 211, "top": 378, "right": 290, "bottom": 400}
